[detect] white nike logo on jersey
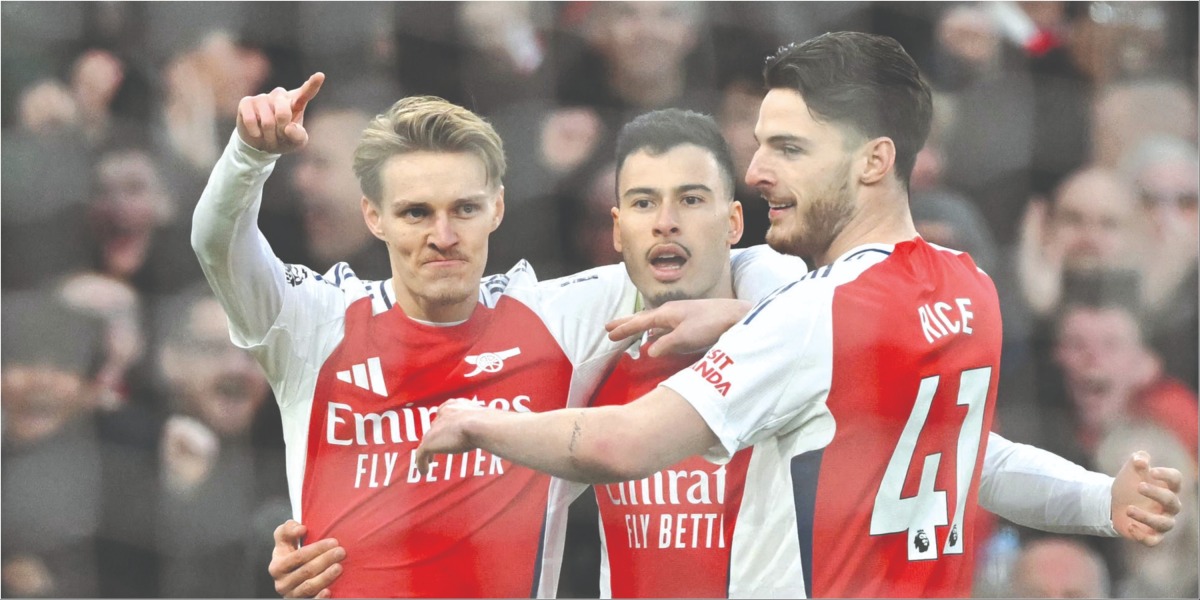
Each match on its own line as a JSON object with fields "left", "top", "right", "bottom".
{"left": 463, "top": 347, "right": 521, "bottom": 377}
{"left": 336, "top": 356, "right": 388, "bottom": 397}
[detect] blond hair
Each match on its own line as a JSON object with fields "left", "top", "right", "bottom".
{"left": 353, "top": 96, "right": 506, "bottom": 204}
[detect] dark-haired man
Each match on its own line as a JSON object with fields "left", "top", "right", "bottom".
{"left": 417, "top": 32, "right": 1182, "bottom": 597}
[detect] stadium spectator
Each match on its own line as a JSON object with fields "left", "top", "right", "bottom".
{"left": 153, "top": 291, "right": 285, "bottom": 598}
{"left": 1016, "top": 167, "right": 1141, "bottom": 319}
{"left": 931, "top": 2, "right": 1036, "bottom": 245}
{"left": 559, "top": 160, "right": 621, "bottom": 273}
{"left": 716, "top": 71, "right": 771, "bottom": 249}
{"left": 159, "top": 30, "right": 270, "bottom": 174}
{"left": 484, "top": 106, "right": 609, "bottom": 277}
{"left": 2, "top": 292, "right": 158, "bottom": 598}
{"left": 908, "top": 90, "right": 998, "bottom": 275}
{"left": 1008, "top": 537, "right": 1111, "bottom": 598}
{"left": 1118, "top": 135, "right": 1199, "bottom": 387}
{"left": 85, "top": 144, "right": 204, "bottom": 297}
{"left": 56, "top": 272, "right": 148, "bottom": 411}
{"left": 1090, "top": 78, "right": 1197, "bottom": 171}
{"left": 455, "top": 0, "right": 558, "bottom": 115}
{"left": 560, "top": 1, "right": 714, "bottom": 122}
{"left": 1053, "top": 299, "right": 1198, "bottom": 461}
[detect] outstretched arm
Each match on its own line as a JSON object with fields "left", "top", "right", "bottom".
{"left": 191, "top": 73, "right": 324, "bottom": 343}
{"left": 415, "top": 387, "right": 718, "bottom": 484}
{"left": 981, "top": 433, "right": 1181, "bottom": 545}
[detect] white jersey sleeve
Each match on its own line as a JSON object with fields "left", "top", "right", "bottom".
{"left": 662, "top": 272, "right": 845, "bottom": 463}
{"left": 980, "top": 433, "right": 1118, "bottom": 536}
{"left": 192, "top": 131, "right": 288, "bottom": 346}
{"left": 192, "top": 132, "right": 373, "bottom": 409}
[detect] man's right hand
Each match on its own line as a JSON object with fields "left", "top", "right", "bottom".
{"left": 606, "top": 298, "right": 751, "bottom": 358}
{"left": 236, "top": 72, "right": 325, "bottom": 155}
{"left": 268, "top": 520, "right": 345, "bottom": 598}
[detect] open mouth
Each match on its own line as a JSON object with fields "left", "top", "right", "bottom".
{"left": 647, "top": 244, "right": 689, "bottom": 281}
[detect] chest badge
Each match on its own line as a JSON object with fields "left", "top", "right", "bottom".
{"left": 464, "top": 347, "right": 521, "bottom": 377}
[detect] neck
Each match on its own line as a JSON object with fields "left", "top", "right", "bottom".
{"left": 813, "top": 186, "right": 918, "bottom": 268}
{"left": 389, "top": 280, "right": 478, "bottom": 324}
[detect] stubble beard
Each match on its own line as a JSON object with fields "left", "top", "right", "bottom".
{"left": 767, "top": 160, "right": 856, "bottom": 262}
{"left": 643, "top": 288, "right": 693, "bottom": 310}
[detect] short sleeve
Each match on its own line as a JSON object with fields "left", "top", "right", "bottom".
{"left": 661, "top": 278, "right": 836, "bottom": 462}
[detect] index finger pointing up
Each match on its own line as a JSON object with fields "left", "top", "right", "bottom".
{"left": 290, "top": 72, "right": 326, "bottom": 114}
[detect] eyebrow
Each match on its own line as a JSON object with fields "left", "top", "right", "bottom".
{"left": 390, "top": 193, "right": 491, "bottom": 209}
{"left": 621, "top": 183, "right": 714, "bottom": 199}
{"left": 676, "top": 183, "right": 714, "bottom": 194}
{"left": 622, "top": 187, "right": 661, "bottom": 199}
{"left": 761, "top": 134, "right": 810, "bottom": 146}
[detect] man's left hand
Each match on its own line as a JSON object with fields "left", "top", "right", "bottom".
{"left": 1111, "top": 450, "right": 1183, "bottom": 546}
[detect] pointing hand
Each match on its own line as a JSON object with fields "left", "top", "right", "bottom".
{"left": 236, "top": 72, "right": 325, "bottom": 154}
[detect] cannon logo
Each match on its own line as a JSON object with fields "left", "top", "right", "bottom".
{"left": 464, "top": 347, "right": 521, "bottom": 377}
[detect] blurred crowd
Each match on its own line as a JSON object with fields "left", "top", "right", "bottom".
{"left": 1, "top": 2, "right": 1197, "bottom": 598}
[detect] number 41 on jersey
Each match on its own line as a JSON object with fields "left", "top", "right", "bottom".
{"left": 869, "top": 367, "right": 992, "bottom": 561}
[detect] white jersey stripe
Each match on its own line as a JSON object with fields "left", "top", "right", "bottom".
{"left": 351, "top": 363, "right": 368, "bottom": 391}
{"left": 367, "top": 356, "right": 387, "bottom": 396}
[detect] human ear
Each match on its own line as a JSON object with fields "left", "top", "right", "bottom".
{"left": 859, "top": 137, "right": 896, "bottom": 185}
{"left": 611, "top": 206, "right": 623, "bottom": 253}
{"left": 727, "top": 200, "right": 744, "bottom": 245}
{"left": 362, "top": 197, "right": 385, "bottom": 241}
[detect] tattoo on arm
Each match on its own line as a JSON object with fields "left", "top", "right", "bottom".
{"left": 568, "top": 418, "right": 582, "bottom": 454}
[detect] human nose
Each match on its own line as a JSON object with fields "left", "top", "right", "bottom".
{"left": 429, "top": 213, "right": 459, "bottom": 250}
{"left": 745, "top": 148, "right": 773, "bottom": 190}
{"left": 653, "top": 202, "right": 680, "bottom": 236}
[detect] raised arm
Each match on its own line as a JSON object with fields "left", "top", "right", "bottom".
{"left": 191, "top": 73, "right": 324, "bottom": 343}
{"left": 981, "top": 433, "right": 1181, "bottom": 545}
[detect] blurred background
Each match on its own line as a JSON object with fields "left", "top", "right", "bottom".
{"left": 1, "top": 1, "right": 1196, "bottom": 597}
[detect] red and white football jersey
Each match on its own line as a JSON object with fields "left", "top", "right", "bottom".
{"left": 265, "top": 262, "right": 639, "bottom": 598}
{"left": 590, "top": 344, "right": 755, "bottom": 598}
{"left": 664, "top": 239, "right": 1004, "bottom": 598}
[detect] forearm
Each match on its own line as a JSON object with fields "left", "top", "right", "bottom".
{"left": 981, "top": 433, "right": 1117, "bottom": 536}
{"left": 191, "top": 131, "right": 287, "bottom": 343}
{"left": 465, "top": 406, "right": 644, "bottom": 484}
{"left": 462, "top": 387, "right": 716, "bottom": 484}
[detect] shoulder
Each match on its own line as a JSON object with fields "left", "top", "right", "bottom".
{"left": 479, "top": 259, "right": 539, "bottom": 308}
{"left": 501, "top": 262, "right": 635, "bottom": 308}
{"left": 282, "top": 261, "right": 389, "bottom": 314}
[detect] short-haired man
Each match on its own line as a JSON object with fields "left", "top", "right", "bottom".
{"left": 192, "top": 76, "right": 790, "bottom": 597}
{"left": 416, "top": 32, "right": 1182, "bottom": 597}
